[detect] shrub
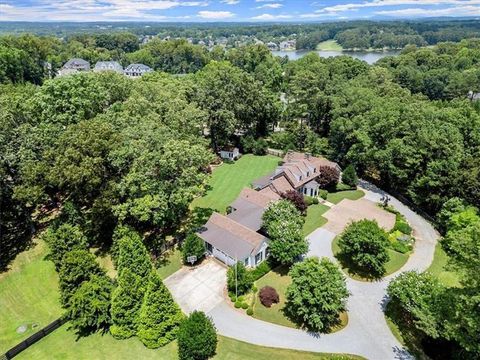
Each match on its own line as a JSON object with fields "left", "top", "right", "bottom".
{"left": 250, "top": 261, "right": 272, "bottom": 281}
{"left": 318, "top": 190, "right": 328, "bottom": 200}
{"left": 234, "top": 301, "right": 241, "bottom": 308}
{"left": 304, "top": 196, "right": 314, "bottom": 206}
{"left": 241, "top": 135, "right": 256, "bottom": 153}
{"left": 342, "top": 164, "right": 358, "bottom": 188}
{"left": 285, "top": 258, "right": 348, "bottom": 332}
{"left": 253, "top": 138, "right": 268, "bottom": 155}
{"left": 227, "top": 262, "right": 253, "bottom": 296}
{"left": 247, "top": 307, "right": 253, "bottom": 316}
{"left": 241, "top": 302, "right": 249, "bottom": 309}
{"left": 281, "top": 190, "right": 307, "bottom": 214}
{"left": 316, "top": 166, "right": 340, "bottom": 189}
{"left": 336, "top": 183, "right": 352, "bottom": 191}
{"left": 252, "top": 285, "right": 258, "bottom": 293}
{"left": 177, "top": 311, "right": 217, "bottom": 360}
{"left": 182, "top": 233, "right": 205, "bottom": 265}
{"left": 392, "top": 241, "right": 411, "bottom": 254}
{"left": 259, "top": 286, "right": 280, "bottom": 308}
{"left": 394, "top": 220, "right": 412, "bottom": 235}
{"left": 312, "top": 197, "right": 320, "bottom": 204}
{"left": 338, "top": 220, "right": 390, "bottom": 277}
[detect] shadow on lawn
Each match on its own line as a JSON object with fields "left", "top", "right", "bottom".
{"left": 334, "top": 252, "right": 385, "bottom": 281}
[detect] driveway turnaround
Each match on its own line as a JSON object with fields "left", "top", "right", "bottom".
{"left": 204, "top": 182, "right": 439, "bottom": 360}
{"left": 164, "top": 259, "right": 226, "bottom": 314}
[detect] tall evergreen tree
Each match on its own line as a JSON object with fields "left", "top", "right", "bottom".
{"left": 110, "top": 268, "right": 145, "bottom": 339}
{"left": 43, "top": 223, "right": 87, "bottom": 270}
{"left": 137, "top": 271, "right": 184, "bottom": 348}
{"left": 115, "top": 226, "right": 151, "bottom": 278}
{"left": 177, "top": 311, "right": 218, "bottom": 360}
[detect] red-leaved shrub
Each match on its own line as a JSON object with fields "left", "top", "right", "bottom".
{"left": 259, "top": 286, "right": 279, "bottom": 308}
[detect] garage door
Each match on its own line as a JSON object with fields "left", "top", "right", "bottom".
{"left": 212, "top": 247, "right": 236, "bottom": 266}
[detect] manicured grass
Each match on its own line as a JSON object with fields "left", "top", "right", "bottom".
{"left": 253, "top": 267, "right": 347, "bottom": 333}
{"left": 326, "top": 190, "right": 364, "bottom": 205}
{"left": 316, "top": 40, "right": 343, "bottom": 51}
{"left": 303, "top": 204, "right": 330, "bottom": 236}
{"left": 16, "top": 330, "right": 362, "bottom": 360}
{"left": 191, "top": 154, "right": 280, "bottom": 213}
{"left": 426, "top": 243, "right": 460, "bottom": 287}
{"left": 157, "top": 246, "right": 183, "bottom": 280}
{"left": 0, "top": 241, "right": 63, "bottom": 351}
{"left": 332, "top": 237, "right": 409, "bottom": 281}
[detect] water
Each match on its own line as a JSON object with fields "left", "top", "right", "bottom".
{"left": 271, "top": 49, "right": 400, "bottom": 64}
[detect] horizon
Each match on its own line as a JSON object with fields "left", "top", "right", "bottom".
{"left": 1, "top": 0, "right": 479, "bottom": 22}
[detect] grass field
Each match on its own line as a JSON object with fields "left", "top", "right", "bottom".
{"left": 253, "top": 267, "right": 347, "bottom": 333}
{"left": 426, "top": 243, "right": 460, "bottom": 287}
{"left": 303, "top": 204, "right": 330, "bottom": 236}
{"left": 16, "top": 329, "right": 361, "bottom": 360}
{"left": 191, "top": 154, "right": 280, "bottom": 213}
{"left": 156, "top": 247, "right": 183, "bottom": 280}
{"left": 332, "top": 237, "right": 409, "bottom": 281}
{"left": 0, "top": 241, "right": 63, "bottom": 351}
{"left": 326, "top": 190, "right": 365, "bottom": 205}
{"left": 316, "top": 40, "right": 343, "bottom": 51}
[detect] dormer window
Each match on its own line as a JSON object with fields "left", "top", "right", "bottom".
{"left": 307, "top": 171, "right": 309, "bottom": 177}
{"left": 299, "top": 175, "right": 302, "bottom": 180}
{"left": 314, "top": 168, "right": 316, "bottom": 173}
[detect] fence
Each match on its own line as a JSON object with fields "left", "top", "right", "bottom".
{"left": 3, "top": 317, "right": 66, "bottom": 359}
{"left": 266, "top": 148, "right": 284, "bottom": 158}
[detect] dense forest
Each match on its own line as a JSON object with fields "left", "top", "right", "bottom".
{"left": 1, "top": 28, "right": 479, "bottom": 357}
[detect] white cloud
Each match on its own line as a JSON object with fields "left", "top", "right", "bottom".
{"left": 256, "top": 3, "right": 283, "bottom": 8}
{"left": 376, "top": 4, "right": 480, "bottom": 15}
{"left": 251, "top": 13, "right": 292, "bottom": 19}
{"left": 220, "top": 0, "right": 240, "bottom": 4}
{"left": 198, "top": 10, "right": 235, "bottom": 18}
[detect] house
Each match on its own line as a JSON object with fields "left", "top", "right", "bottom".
{"left": 124, "top": 63, "right": 153, "bottom": 77}
{"left": 468, "top": 90, "right": 480, "bottom": 101}
{"left": 198, "top": 188, "right": 279, "bottom": 267}
{"left": 279, "top": 39, "right": 296, "bottom": 51}
{"left": 93, "top": 61, "right": 123, "bottom": 74}
{"left": 267, "top": 42, "right": 278, "bottom": 51}
{"left": 253, "top": 151, "right": 341, "bottom": 197}
{"left": 219, "top": 147, "right": 240, "bottom": 161}
{"left": 197, "top": 152, "right": 340, "bottom": 268}
{"left": 57, "top": 58, "right": 90, "bottom": 76}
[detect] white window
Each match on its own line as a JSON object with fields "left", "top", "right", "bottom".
{"left": 255, "top": 252, "right": 263, "bottom": 265}
{"left": 244, "top": 258, "right": 249, "bottom": 266}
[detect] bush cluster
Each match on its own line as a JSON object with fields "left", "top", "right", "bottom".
{"left": 250, "top": 261, "right": 272, "bottom": 281}
{"left": 259, "top": 286, "right": 280, "bottom": 308}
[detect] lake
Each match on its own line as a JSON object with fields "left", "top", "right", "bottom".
{"left": 271, "top": 49, "right": 401, "bottom": 64}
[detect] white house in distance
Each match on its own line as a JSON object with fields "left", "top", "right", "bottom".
{"left": 219, "top": 147, "right": 240, "bottom": 161}
{"left": 124, "top": 63, "right": 153, "bottom": 77}
{"left": 197, "top": 152, "right": 341, "bottom": 268}
{"left": 94, "top": 61, "right": 123, "bottom": 74}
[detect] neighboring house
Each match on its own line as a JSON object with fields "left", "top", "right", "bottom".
{"left": 93, "top": 61, "right": 123, "bottom": 74}
{"left": 198, "top": 188, "right": 279, "bottom": 268}
{"left": 253, "top": 151, "right": 341, "bottom": 197}
{"left": 266, "top": 42, "right": 278, "bottom": 51}
{"left": 279, "top": 39, "right": 296, "bottom": 50}
{"left": 57, "top": 58, "right": 90, "bottom": 76}
{"left": 219, "top": 147, "right": 240, "bottom": 161}
{"left": 124, "top": 63, "right": 153, "bottom": 77}
{"left": 468, "top": 90, "right": 480, "bottom": 101}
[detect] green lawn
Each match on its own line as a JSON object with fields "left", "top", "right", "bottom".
{"left": 316, "top": 40, "right": 343, "bottom": 51}
{"left": 326, "top": 190, "right": 365, "bottom": 205}
{"left": 191, "top": 154, "right": 280, "bottom": 213}
{"left": 156, "top": 246, "right": 183, "bottom": 280}
{"left": 16, "top": 329, "right": 361, "bottom": 360}
{"left": 303, "top": 204, "right": 330, "bottom": 236}
{"left": 253, "top": 267, "right": 347, "bottom": 333}
{"left": 332, "top": 237, "right": 409, "bottom": 281}
{"left": 0, "top": 241, "right": 63, "bottom": 351}
{"left": 426, "top": 243, "right": 460, "bottom": 287}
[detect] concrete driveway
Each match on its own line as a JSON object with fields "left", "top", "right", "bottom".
{"left": 164, "top": 259, "right": 227, "bottom": 314}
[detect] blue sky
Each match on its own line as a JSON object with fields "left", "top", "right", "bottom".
{"left": 0, "top": 0, "right": 479, "bottom": 22}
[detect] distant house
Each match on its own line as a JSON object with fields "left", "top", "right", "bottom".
{"left": 468, "top": 90, "right": 480, "bottom": 101}
{"left": 124, "top": 63, "right": 153, "bottom": 77}
{"left": 266, "top": 42, "right": 278, "bottom": 51}
{"left": 279, "top": 39, "right": 296, "bottom": 50}
{"left": 93, "top": 61, "right": 123, "bottom": 74}
{"left": 219, "top": 147, "right": 240, "bottom": 161}
{"left": 57, "top": 58, "right": 90, "bottom": 76}
{"left": 252, "top": 151, "right": 341, "bottom": 197}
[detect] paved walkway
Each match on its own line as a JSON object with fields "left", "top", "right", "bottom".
{"left": 203, "top": 181, "right": 440, "bottom": 360}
